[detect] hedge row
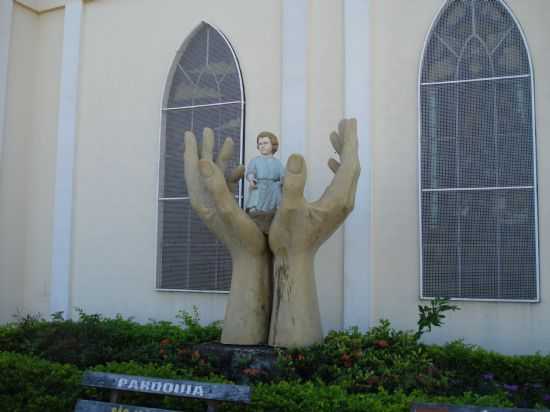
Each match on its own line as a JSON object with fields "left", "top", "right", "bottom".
{"left": 0, "top": 351, "right": 516, "bottom": 412}
{"left": 0, "top": 310, "right": 221, "bottom": 369}
{"left": 278, "top": 322, "right": 550, "bottom": 408}
{"left": 0, "top": 351, "right": 82, "bottom": 412}
{"left": 427, "top": 341, "right": 550, "bottom": 388}
{"left": 1, "top": 312, "right": 550, "bottom": 409}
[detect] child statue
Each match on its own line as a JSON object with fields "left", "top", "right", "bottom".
{"left": 245, "top": 132, "right": 284, "bottom": 231}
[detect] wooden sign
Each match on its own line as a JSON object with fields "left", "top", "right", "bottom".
{"left": 412, "top": 403, "right": 545, "bottom": 412}
{"left": 75, "top": 400, "right": 179, "bottom": 412}
{"left": 83, "top": 371, "right": 251, "bottom": 403}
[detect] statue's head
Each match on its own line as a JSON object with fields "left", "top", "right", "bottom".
{"left": 257, "top": 131, "right": 279, "bottom": 155}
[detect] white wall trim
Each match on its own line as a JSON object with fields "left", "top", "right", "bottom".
{"left": 0, "top": 0, "right": 13, "bottom": 161}
{"left": 50, "top": 0, "right": 83, "bottom": 318}
{"left": 281, "top": 0, "right": 308, "bottom": 165}
{"left": 343, "top": 0, "right": 372, "bottom": 330}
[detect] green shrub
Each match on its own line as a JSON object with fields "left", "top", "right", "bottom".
{"left": 2, "top": 311, "right": 550, "bottom": 410}
{"left": 427, "top": 340, "right": 550, "bottom": 408}
{"left": 0, "top": 351, "right": 82, "bottom": 412}
{"left": 247, "top": 383, "right": 514, "bottom": 412}
{"left": 276, "top": 320, "right": 451, "bottom": 394}
{"left": 0, "top": 351, "right": 543, "bottom": 412}
{"left": 274, "top": 320, "right": 550, "bottom": 409}
{"left": 0, "top": 308, "right": 221, "bottom": 369}
{"left": 0, "top": 353, "right": 218, "bottom": 412}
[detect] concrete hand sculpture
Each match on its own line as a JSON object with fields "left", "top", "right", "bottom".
{"left": 183, "top": 129, "right": 271, "bottom": 345}
{"left": 183, "top": 119, "right": 360, "bottom": 347}
{"left": 268, "top": 119, "right": 360, "bottom": 346}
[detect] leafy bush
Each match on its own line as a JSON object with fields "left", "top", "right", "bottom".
{"left": 2, "top": 310, "right": 550, "bottom": 410}
{"left": 0, "top": 308, "right": 221, "bottom": 369}
{"left": 0, "top": 351, "right": 517, "bottom": 412}
{"left": 0, "top": 351, "right": 82, "bottom": 412}
{"left": 276, "top": 320, "right": 450, "bottom": 394}
{"left": 249, "top": 383, "right": 514, "bottom": 412}
{"left": 427, "top": 340, "right": 550, "bottom": 408}
{"left": 274, "top": 320, "right": 550, "bottom": 409}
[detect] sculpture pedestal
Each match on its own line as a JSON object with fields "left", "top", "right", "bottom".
{"left": 195, "top": 343, "right": 278, "bottom": 383}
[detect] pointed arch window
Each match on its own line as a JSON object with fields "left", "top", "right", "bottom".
{"left": 419, "top": 0, "right": 538, "bottom": 301}
{"left": 157, "top": 22, "right": 245, "bottom": 291}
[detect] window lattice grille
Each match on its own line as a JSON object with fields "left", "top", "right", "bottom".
{"left": 420, "top": 0, "right": 538, "bottom": 301}
{"left": 157, "top": 23, "right": 244, "bottom": 291}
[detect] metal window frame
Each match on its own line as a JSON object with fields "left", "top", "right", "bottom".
{"left": 417, "top": 0, "right": 540, "bottom": 303}
{"left": 154, "top": 21, "right": 246, "bottom": 293}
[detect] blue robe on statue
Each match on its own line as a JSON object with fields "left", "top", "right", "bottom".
{"left": 245, "top": 156, "right": 285, "bottom": 212}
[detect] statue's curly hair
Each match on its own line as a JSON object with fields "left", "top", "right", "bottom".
{"left": 256, "top": 131, "right": 279, "bottom": 154}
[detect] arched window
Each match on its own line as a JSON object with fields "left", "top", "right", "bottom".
{"left": 157, "top": 22, "right": 245, "bottom": 291}
{"left": 419, "top": 0, "right": 538, "bottom": 301}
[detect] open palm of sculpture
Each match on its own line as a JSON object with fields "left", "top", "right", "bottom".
{"left": 183, "top": 119, "right": 360, "bottom": 347}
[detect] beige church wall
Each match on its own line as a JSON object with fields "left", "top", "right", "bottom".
{"left": 17, "top": 0, "right": 65, "bottom": 13}
{"left": 71, "top": 0, "right": 282, "bottom": 324}
{"left": 0, "top": 5, "right": 63, "bottom": 322}
{"left": 22, "top": 8, "right": 64, "bottom": 317}
{"left": 306, "top": 0, "right": 345, "bottom": 334}
{"left": 0, "top": 4, "right": 37, "bottom": 322}
{"left": 370, "top": 0, "right": 550, "bottom": 354}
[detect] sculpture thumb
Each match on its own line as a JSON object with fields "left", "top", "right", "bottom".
{"left": 282, "top": 154, "right": 306, "bottom": 206}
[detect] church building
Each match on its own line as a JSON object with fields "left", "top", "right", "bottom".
{"left": 1, "top": 0, "right": 549, "bottom": 354}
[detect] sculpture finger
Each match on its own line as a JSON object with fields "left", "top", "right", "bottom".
{"left": 316, "top": 118, "right": 360, "bottom": 219}
{"left": 216, "top": 137, "right": 234, "bottom": 173}
{"left": 184, "top": 131, "right": 199, "bottom": 163}
{"left": 330, "top": 131, "right": 343, "bottom": 155}
{"left": 199, "top": 159, "right": 265, "bottom": 253}
{"left": 201, "top": 128, "right": 215, "bottom": 161}
{"left": 338, "top": 119, "right": 346, "bottom": 141}
{"left": 328, "top": 158, "right": 340, "bottom": 174}
{"left": 280, "top": 154, "right": 307, "bottom": 210}
{"left": 199, "top": 159, "right": 239, "bottom": 217}
{"left": 227, "top": 165, "right": 245, "bottom": 194}
{"left": 190, "top": 198, "right": 216, "bottom": 223}
{"left": 339, "top": 118, "right": 358, "bottom": 160}
{"left": 184, "top": 131, "right": 204, "bottom": 202}
{"left": 229, "top": 165, "right": 245, "bottom": 182}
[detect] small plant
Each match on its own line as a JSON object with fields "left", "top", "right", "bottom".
{"left": 416, "top": 297, "right": 459, "bottom": 340}
{"left": 176, "top": 307, "right": 222, "bottom": 344}
{"left": 50, "top": 311, "right": 65, "bottom": 321}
